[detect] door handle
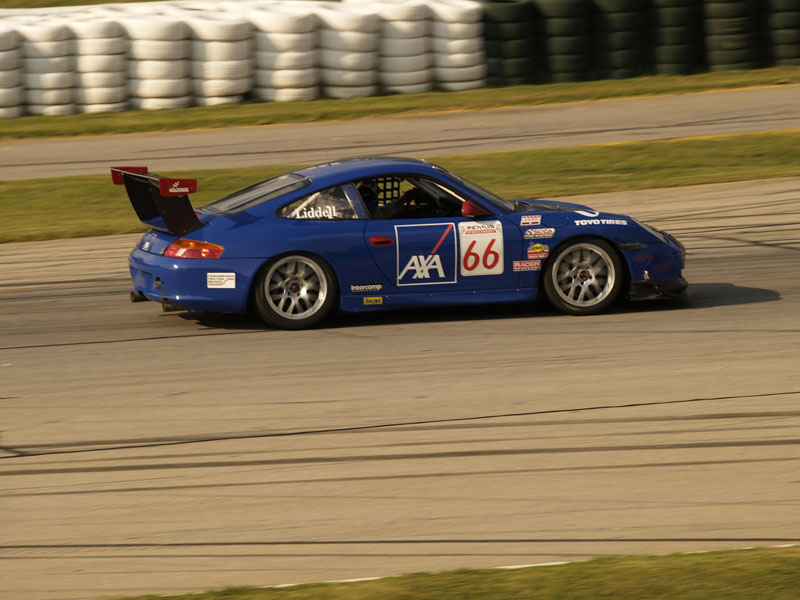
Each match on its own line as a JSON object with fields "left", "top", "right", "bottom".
{"left": 369, "top": 236, "right": 394, "bottom": 246}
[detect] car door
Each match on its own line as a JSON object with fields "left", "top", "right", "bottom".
{"left": 359, "top": 175, "right": 523, "bottom": 294}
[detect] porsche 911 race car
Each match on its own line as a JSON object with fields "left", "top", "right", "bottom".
{"left": 112, "top": 157, "right": 687, "bottom": 329}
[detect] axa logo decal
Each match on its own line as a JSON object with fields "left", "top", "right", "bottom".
{"left": 399, "top": 254, "right": 446, "bottom": 280}
{"left": 396, "top": 223, "right": 457, "bottom": 286}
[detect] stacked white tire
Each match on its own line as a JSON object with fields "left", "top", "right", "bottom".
{"left": 363, "top": 0, "right": 434, "bottom": 95}
{"left": 0, "top": 23, "right": 22, "bottom": 119}
{"left": 317, "top": 5, "right": 381, "bottom": 99}
{"left": 69, "top": 17, "right": 128, "bottom": 114}
{"left": 429, "top": 0, "right": 487, "bottom": 91}
{"left": 16, "top": 20, "right": 76, "bottom": 116}
{"left": 248, "top": 5, "right": 320, "bottom": 103}
{"left": 121, "top": 15, "right": 193, "bottom": 110}
{"left": 181, "top": 11, "right": 253, "bottom": 106}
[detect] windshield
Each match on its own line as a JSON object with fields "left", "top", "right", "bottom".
{"left": 440, "top": 167, "right": 517, "bottom": 213}
{"left": 203, "top": 173, "right": 310, "bottom": 214}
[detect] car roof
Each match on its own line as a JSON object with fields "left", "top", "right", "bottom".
{"left": 291, "top": 157, "right": 443, "bottom": 187}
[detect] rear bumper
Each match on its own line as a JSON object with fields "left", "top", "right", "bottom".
{"left": 128, "top": 248, "right": 263, "bottom": 313}
{"left": 628, "top": 270, "right": 689, "bottom": 301}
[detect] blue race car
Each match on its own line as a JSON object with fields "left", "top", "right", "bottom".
{"left": 112, "top": 157, "right": 687, "bottom": 329}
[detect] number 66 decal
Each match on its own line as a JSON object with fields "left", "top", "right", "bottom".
{"left": 458, "top": 220, "right": 504, "bottom": 276}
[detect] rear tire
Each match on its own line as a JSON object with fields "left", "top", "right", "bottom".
{"left": 254, "top": 254, "right": 337, "bottom": 329}
{"left": 543, "top": 238, "right": 624, "bottom": 315}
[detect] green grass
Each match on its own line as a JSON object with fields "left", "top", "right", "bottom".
{"left": 3, "top": 131, "right": 800, "bottom": 244}
{"left": 108, "top": 546, "right": 800, "bottom": 600}
{"left": 0, "top": 68, "right": 799, "bottom": 140}
{"left": 0, "top": 0, "right": 194, "bottom": 6}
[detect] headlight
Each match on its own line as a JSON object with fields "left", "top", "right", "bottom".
{"left": 632, "top": 218, "right": 668, "bottom": 244}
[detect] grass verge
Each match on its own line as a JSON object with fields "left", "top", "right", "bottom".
{"left": 4, "top": 131, "right": 800, "bottom": 243}
{"left": 0, "top": 0, "right": 159, "bottom": 6}
{"left": 110, "top": 546, "right": 800, "bottom": 600}
{"left": 0, "top": 68, "right": 798, "bottom": 140}
{"left": 3, "top": 130, "right": 800, "bottom": 244}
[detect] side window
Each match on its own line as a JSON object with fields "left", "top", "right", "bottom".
{"left": 355, "top": 176, "right": 464, "bottom": 220}
{"left": 279, "top": 185, "right": 358, "bottom": 220}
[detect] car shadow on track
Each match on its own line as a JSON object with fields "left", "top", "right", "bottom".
{"left": 179, "top": 282, "right": 780, "bottom": 331}
{"left": 620, "top": 282, "right": 781, "bottom": 315}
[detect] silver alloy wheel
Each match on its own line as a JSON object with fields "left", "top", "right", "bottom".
{"left": 551, "top": 242, "right": 616, "bottom": 308}
{"left": 263, "top": 256, "right": 328, "bottom": 321}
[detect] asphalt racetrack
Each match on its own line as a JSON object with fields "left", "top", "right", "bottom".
{"left": 1, "top": 90, "right": 800, "bottom": 599}
{"left": 1, "top": 85, "right": 799, "bottom": 180}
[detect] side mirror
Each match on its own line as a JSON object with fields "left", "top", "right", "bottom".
{"left": 462, "top": 200, "right": 491, "bottom": 217}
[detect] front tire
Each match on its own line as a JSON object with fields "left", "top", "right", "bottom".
{"left": 253, "top": 254, "right": 337, "bottom": 329}
{"left": 543, "top": 238, "right": 624, "bottom": 315}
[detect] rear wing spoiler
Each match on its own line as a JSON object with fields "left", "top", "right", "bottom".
{"left": 111, "top": 166, "right": 203, "bottom": 237}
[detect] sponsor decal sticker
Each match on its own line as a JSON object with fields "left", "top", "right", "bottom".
{"left": 207, "top": 272, "right": 236, "bottom": 289}
{"left": 363, "top": 297, "right": 383, "bottom": 305}
{"left": 524, "top": 228, "right": 555, "bottom": 239}
{"left": 575, "top": 218, "right": 628, "bottom": 226}
{"left": 520, "top": 215, "right": 542, "bottom": 226}
{"left": 299, "top": 206, "right": 338, "bottom": 219}
{"left": 396, "top": 223, "right": 458, "bottom": 286}
{"left": 513, "top": 260, "right": 541, "bottom": 272}
{"left": 351, "top": 283, "right": 383, "bottom": 293}
{"left": 527, "top": 242, "right": 549, "bottom": 259}
{"left": 158, "top": 177, "right": 197, "bottom": 196}
{"left": 574, "top": 210, "right": 600, "bottom": 217}
{"left": 458, "top": 220, "right": 504, "bottom": 277}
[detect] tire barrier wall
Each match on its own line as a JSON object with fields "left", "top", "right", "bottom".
{"left": 0, "top": 0, "right": 798, "bottom": 118}
{"left": 650, "top": 0, "right": 704, "bottom": 75}
{"left": 483, "top": 0, "right": 536, "bottom": 85}
{"left": 0, "top": 22, "right": 24, "bottom": 119}
{"left": 491, "top": 0, "right": 798, "bottom": 83}
{"left": 765, "top": 0, "right": 800, "bottom": 66}
{"left": 595, "top": 0, "right": 646, "bottom": 79}
{"left": 704, "top": 0, "right": 762, "bottom": 71}
{"left": 317, "top": 4, "right": 381, "bottom": 99}
{"left": 0, "top": 0, "right": 488, "bottom": 117}
{"left": 375, "top": 2, "right": 434, "bottom": 96}
{"left": 72, "top": 18, "right": 129, "bottom": 114}
{"left": 346, "top": 0, "right": 487, "bottom": 92}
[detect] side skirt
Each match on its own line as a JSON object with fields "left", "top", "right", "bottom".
{"left": 340, "top": 288, "right": 538, "bottom": 312}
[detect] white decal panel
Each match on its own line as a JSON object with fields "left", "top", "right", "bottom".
{"left": 458, "top": 220, "right": 504, "bottom": 277}
{"left": 520, "top": 215, "right": 542, "bottom": 226}
{"left": 207, "top": 272, "right": 236, "bottom": 289}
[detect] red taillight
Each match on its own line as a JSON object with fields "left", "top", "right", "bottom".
{"left": 164, "top": 238, "right": 224, "bottom": 259}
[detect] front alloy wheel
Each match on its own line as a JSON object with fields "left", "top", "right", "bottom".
{"left": 543, "top": 238, "right": 624, "bottom": 315}
{"left": 254, "top": 254, "right": 337, "bottom": 329}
